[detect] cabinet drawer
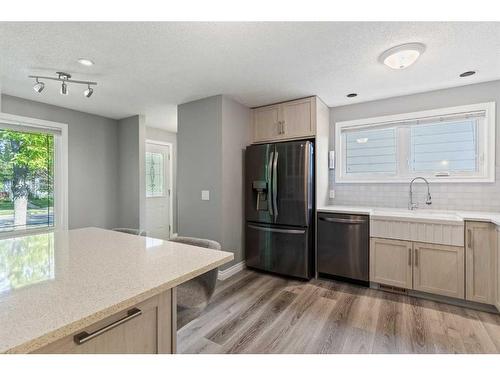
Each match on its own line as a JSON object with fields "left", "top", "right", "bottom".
{"left": 34, "top": 289, "right": 175, "bottom": 354}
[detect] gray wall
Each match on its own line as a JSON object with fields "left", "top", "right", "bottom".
{"left": 221, "top": 97, "right": 251, "bottom": 266}
{"left": 145, "top": 126, "right": 178, "bottom": 233}
{"left": 177, "top": 95, "right": 250, "bottom": 269}
{"left": 1, "top": 94, "right": 119, "bottom": 229}
{"left": 178, "top": 95, "right": 223, "bottom": 242}
{"left": 329, "top": 80, "right": 500, "bottom": 212}
{"left": 117, "top": 115, "right": 146, "bottom": 229}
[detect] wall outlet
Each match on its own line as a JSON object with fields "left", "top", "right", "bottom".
{"left": 329, "top": 189, "right": 335, "bottom": 199}
{"left": 201, "top": 190, "right": 210, "bottom": 201}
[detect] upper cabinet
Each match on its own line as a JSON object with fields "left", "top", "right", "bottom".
{"left": 251, "top": 97, "right": 320, "bottom": 143}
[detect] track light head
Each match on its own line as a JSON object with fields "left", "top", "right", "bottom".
{"left": 60, "top": 81, "right": 68, "bottom": 95}
{"left": 84, "top": 85, "right": 93, "bottom": 98}
{"left": 33, "top": 78, "right": 45, "bottom": 93}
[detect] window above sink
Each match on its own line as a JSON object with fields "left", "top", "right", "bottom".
{"left": 334, "top": 102, "right": 496, "bottom": 183}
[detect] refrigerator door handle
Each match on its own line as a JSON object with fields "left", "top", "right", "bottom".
{"left": 267, "top": 151, "right": 274, "bottom": 216}
{"left": 272, "top": 150, "right": 279, "bottom": 220}
{"left": 247, "top": 224, "right": 306, "bottom": 234}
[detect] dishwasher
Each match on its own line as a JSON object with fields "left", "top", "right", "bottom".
{"left": 317, "top": 212, "right": 369, "bottom": 286}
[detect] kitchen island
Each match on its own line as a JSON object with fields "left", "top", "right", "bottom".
{"left": 0, "top": 227, "right": 233, "bottom": 354}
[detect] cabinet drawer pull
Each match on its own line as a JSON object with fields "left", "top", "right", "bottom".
{"left": 415, "top": 248, "right": 419, "bottom": 267}
{"left": 74, "top": 308, "right": 142, "bottom": 345}
{"left": 408, "top": 247, "right": 412, "bottom": 266}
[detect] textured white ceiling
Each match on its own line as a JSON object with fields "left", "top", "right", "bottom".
{"left": 1, "top": 22, "right": 499, "bottom": 132}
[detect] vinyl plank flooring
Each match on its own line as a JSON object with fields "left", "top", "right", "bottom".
{"left": 177, "top": 270, "right": 500, "bottom": 354}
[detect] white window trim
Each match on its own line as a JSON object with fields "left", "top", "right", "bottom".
{"left": 145, "top": 139, "right": 173, "bottom": 238}
{"left": 334, "top": 102, "right": 496, "bottom": 183}
{"left": 0, "top": 112, "right": 68, "bottom": 238}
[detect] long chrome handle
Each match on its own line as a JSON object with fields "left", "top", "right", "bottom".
{"left": 318, "top": 217, "right": 366, "bottom": 224}
{"left": 272, "top": 151, "right": 278, "bottom": 220}
{"left": 267, "top": 151, "right": 274, "bottom": 216}
{"left": 248, "top": 224, "right": 305, "bottom": 234}
{"left": 408, "top": 247, "right": 412, "bottom": 266}
{"left": 467, "top": 228, "right": 472, "bottom": 249}
{"left": 74, "top": 308, "right": 142, "bottom": 345}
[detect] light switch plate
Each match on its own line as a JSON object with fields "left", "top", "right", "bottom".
{"left": 329, "top": 189, "right": 335, "bottom": 199}
{"left": 329, "top": 151, "right": 335, "bottom": 169}
{"left": 201, "top": 190, "right": 210, "bottom": 201}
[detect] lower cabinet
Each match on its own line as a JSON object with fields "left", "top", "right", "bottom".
{"left": 413, "top": 242, "right": 464, "bottom": 299}
{"left": 34, "top": 289, "right": 176, "bottom": 354}
{"left": 370, "top": 238, "right": 412, "bottom": 289}
{"left": 465, "top": 221, "right": 496, "bottom": 304}
{"left": 370, "top": 237, "right": 465, "bottom": 299}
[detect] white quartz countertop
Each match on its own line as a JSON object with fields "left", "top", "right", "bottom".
{"left": 317, "top": 205, "right": 500, "bottom": 226}
{"left": 0, "top": 227, "right": 233, "bottom": 353}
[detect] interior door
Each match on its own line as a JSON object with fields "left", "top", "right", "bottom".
{"left": 145, "top": 141, "right": 171, "bottom": 239}
{"left": 273, "top": 141, "right": 312, "bottom": 227}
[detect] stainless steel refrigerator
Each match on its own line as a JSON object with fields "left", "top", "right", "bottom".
{"left": 244, "top": 140, "right": 314, "bottom": 279}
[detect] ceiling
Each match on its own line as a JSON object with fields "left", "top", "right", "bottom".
{"left": 0, "top": 22, "right": 499, "bottom": 132}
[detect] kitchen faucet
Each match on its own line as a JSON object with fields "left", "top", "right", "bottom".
{"left": 408, "top": 177, "right": 432, "bottom": 210}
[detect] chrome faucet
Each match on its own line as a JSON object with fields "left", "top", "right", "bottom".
{"left": 408, "top": 177, "right": 432, "bottom": 210}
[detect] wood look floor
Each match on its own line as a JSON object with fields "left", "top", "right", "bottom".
{"left": 177, "top": 270, "right": 500, "bottom": 354}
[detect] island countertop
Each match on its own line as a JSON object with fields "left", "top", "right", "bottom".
{"left": 0, "top": 227, "right": 233, "bottom": 353}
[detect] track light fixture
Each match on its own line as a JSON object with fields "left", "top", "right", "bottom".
{"left": 83, "top": 84, "right": 93, "bottom": 98}
{"left": 28, "top": 71, "right": 97, "bottom": 98}
{"left": 33, "top": 78, "right": 45, "bottom": 93}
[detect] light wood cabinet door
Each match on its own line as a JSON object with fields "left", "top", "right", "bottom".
{"left": 466, "top": 222, "right": 496, "bottom": 304}
{"left": 34, "top": 289, "right": 175, "bottom": 354}
{"left": 413, "top": 242, "right": 464, "bottom": 299}
{"left": 252, "top": 104, "right": 281, "bottom": 143}
{"left": 370, "top": 238, "right": 412, "bottom": 289}
{"left": 280, "top": 97, "right": 315, "bottom": 139}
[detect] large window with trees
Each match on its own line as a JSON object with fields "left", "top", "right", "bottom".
{"left": 0, "top": 113, "right": 67, "bottom": 235}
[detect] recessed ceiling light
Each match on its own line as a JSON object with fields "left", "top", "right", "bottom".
{"left": 459, "top": 71, "right": 476, "bottom": 77}
{"left": 379, "top": 43, "right": 426, "bottom": 70}
{"left": 347, "top": 93, "right": 358, "bottom": 98}
{"left": 77, "top": 58, "right": 94, "bottom": 66}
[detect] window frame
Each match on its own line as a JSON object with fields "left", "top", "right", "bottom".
{"left": 334, "top": 102, "right": 496, "bottom": 183}
{"left": 0, "top": 112, "right": 68, "bottom": 238}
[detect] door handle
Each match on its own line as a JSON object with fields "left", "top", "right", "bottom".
{"left": 318, "top": 217, "right": 366, "bottom": 224}
{"left": 268, "top": 151, "right": 274, "bottom": 216}
{"left": 74, "top": 308, "right": 142, "bottom": 345}
{"left": 408, "top": 247, "right": 412, "bottom": 266}
{"left": 281, "top": 120, "right": 286, "bottom": 134}
{"left": 272, "top": 151, "right": 279, "bottom": 220}
{"left": 248, "top": 224, "right": 305, "bottom": 234}
{"left": 414, "top": 248, "right": 419, "bottom": 267}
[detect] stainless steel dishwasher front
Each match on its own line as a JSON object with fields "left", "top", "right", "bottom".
{"left": 317, "top": 212, "right": 369, "bottom": 285}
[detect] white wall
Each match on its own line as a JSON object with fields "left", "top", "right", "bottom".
{"left": 329, "top": 80, "right": 500, "bottom": 212}
{"left": 1, "top": 94, "right": 120, "bottom": 229}
{"left": 145, "top": 126, "right": 178, "bottom": 233}
{"left": 177, "top": 95, "right": 250, "bottom": 269}
{"left": 221, "top": 96, "right": 251, "bottom": 266}
{"left": 117, "top": 115, "right": 146, "bottom": 229}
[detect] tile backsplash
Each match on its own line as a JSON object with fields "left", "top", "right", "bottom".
{"left": 328, "top": 166, "right": 500, "bottom": 212}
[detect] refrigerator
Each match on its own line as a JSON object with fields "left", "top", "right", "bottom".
{"left": 244, "top": 140, "right": 314, "bottom": 279}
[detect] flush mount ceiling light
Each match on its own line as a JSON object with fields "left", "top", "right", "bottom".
{"left": 379, "top": 43, "right": 426, "bottom": 70}
{"left": 28, "top": 71, "right": 97, "bottom": 98}
{"left": 77, "top": 58, "right": 94, "bottom": 66}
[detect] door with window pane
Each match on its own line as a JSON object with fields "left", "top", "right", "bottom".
{"left": 145, "top": 142, "right": 171, "bottom": 239}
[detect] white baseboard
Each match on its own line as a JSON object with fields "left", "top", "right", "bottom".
{"left": 218, "top": 261, "right": 245, "bottom": 281}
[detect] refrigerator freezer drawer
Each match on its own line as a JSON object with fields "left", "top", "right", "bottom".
{"left": 245, "top": 223, "right": 312, "bottom": 279}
